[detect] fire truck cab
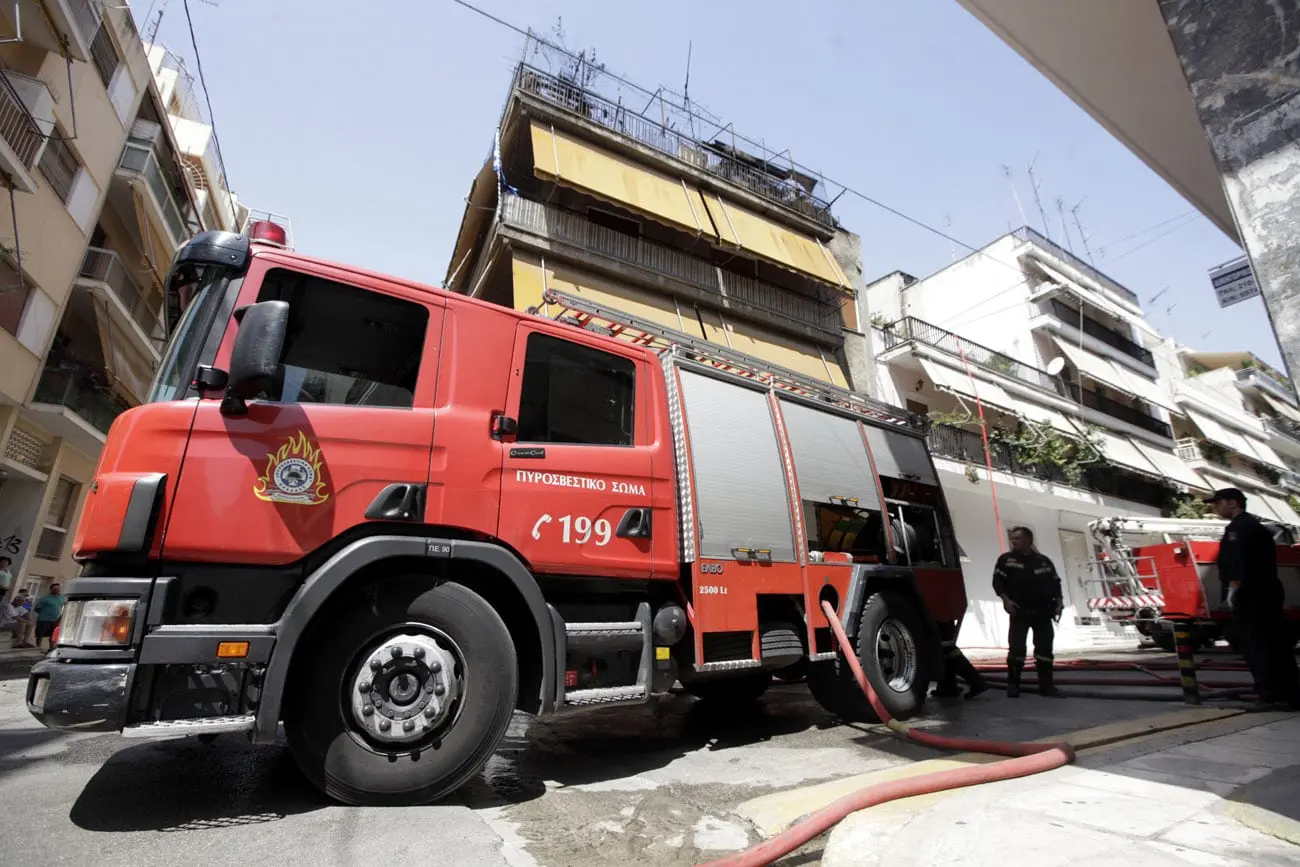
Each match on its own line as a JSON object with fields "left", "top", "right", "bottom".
{"left": 26, "top": 224, "right": 968, "bottom": 804}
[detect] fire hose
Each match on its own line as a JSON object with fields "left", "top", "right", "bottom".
{"left": 696, "top": 600, "right": 1079, "bottom": 867}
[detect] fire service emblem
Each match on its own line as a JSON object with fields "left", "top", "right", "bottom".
{"left": 254, "top": 431, "right": 330, "bottom": 505}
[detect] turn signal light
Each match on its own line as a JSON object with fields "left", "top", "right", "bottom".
{"left": 216, "top": 641, "right": 250, "bottom": 659}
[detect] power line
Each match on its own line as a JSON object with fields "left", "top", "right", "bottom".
{"left": 180, "top": 0, "right": 238, "bottom": 229}
{"left": 1104, "top": 213, "right": 1201, "bottom": 264}
{"left": 1096, "top": 209, "right": 1197, "bottom": 253}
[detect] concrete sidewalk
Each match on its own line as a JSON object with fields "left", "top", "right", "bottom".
{"left": 813, "top": 713, "right": 1300, "bottom": 866}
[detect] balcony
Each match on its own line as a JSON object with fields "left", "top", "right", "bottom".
{"left": 75, "top": 247, "right": 165, "bottom": 354}
{"left": 499, "top": 193, "right": 842, "bottom": 338}
{"left": 1046, "top": 298, "right": 1154, "bottom": 367}
{"left": 928, "top": 422, "right": 1169, "bottom": 508}
{"left": 115, "top": 142, "right": 190, "bottom": 249}
{"left": 514, "top": 63, "right": 835, "bottom": 230}
{"left": 27, "top": 366, "right": 132, "bottom": 454}
{"left": 879, "top": 317, "right": 1061, "bottom": 393}
{"left": 1236, "top": 366, "right": 1297, "bottom": 404}
{"left": 1263, "top": 415, "right": 1300, "bottom": 446}
{"left": 1013, "top": 226, "right": 1140, "bottom": 308}
{"left": 0, "top": 71, "right": 53, "bottom": 193}
{"left": 1065, "top": 382, "right": 1173, "bottom": 439}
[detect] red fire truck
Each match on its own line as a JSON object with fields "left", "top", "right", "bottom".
{"left": 1086, "top": 516, "right": 1300, "bottom": 651}
{"left": 26, "top": 222, "right": 967, "bottom": 804}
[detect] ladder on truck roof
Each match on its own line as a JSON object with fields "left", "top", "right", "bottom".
{"left": 538, "top": 288, "right": 920, "bottom": 430}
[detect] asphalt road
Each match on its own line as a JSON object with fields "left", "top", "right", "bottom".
{"left": 0, "top": 656, "right": 1230, "bottom": 867}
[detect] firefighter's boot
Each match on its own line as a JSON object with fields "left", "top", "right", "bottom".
{"left": 1036, "top": 658, "right": 1062, "bottom": 698}
{"left": 1006, "top": 658, "right": 1023, "bottom": 698}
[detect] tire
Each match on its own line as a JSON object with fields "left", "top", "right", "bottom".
{"left": 1153, "top": 632, "right": 1176, "bottom": 653}
{"left": 684, "top": 672, "right": 773, "bottom": 704}
{"left": 807, "top": 591, "right": 930, "bottom": 723}
{"left": 283, "top": 579, "right": 518, "bottom": 806}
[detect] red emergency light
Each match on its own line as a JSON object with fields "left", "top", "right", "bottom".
{"left": 248, "top": 220, "right": 288, "bottom": 248}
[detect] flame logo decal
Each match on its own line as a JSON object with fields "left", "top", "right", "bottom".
{"left": 254, "top": 431, "right": 330, "bottom": 505}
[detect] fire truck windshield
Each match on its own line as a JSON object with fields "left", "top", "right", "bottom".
{"left": 146, "top": 270, "right": 229, "bottom": 403}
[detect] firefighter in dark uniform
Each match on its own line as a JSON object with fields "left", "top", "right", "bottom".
{"left": 993, "top": 526, "right": 1064, "bottom": 698}
{"left": 1207, "top": 487, "right": 1300, "bottom": 711}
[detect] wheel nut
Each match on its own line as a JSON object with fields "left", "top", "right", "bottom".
{"left": 430, "top": 661, "right": 442, "bottom": 674}
{"left": 370, "top": 659, "right": 381, "bottom": 672}
{"left": 362, "top": 705, "right": 374, "bottom": 716}
{"left": 413, "top": 647, "right": 425, "bottom": 659}
{"left": 379, "top": 720, "right": 391, "bottom": 732}
{"left": 359, "top": 681, "right": 372, "bottom": 693}
{"left": 424, "top": 705, "right": 437, "bottom": 719}
{"left": 434, "top": 683, "right": 446, "bottom": 697}
{"left": 403, "top": 720, "right": 415, "bottom": 732}
{"left": 391, "top": 647, "right": 403, "bottom": 658}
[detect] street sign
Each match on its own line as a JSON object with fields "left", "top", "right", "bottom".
{"left": 1209, "top": 256, "right": 1259, "bottom": 308}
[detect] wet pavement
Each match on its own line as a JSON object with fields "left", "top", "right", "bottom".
{"left": 0, "top": 650, "right": 1228, "bottom": 867}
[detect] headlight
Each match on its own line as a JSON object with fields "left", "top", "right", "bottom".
{"left": 56, "top": 599, "right": 138, "bottom": 647}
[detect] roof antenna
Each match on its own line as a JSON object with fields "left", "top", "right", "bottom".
{"left": 1056, "top": 197, "right": 1074, "bottom": 253}
{"left": 683, "top": 40, "right": 694, "bottom": 139}
{"left": 1070, "top": 199, "right": 1096, "bottom": 265}
{"left": 1027, "top": 154, "right": 1050, "bottom": 240}
{"left": 1001, "top": 164, "right": 1029, "bottom": 229}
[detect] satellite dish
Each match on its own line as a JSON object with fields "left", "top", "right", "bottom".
{"left": 1045, "top": 357, "right": 1066, "bottom": 376}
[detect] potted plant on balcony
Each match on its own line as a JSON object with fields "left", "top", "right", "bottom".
{"left": 1200, "top": 440, "right": 1229, "bottom": 466}
{"left": 985, "top": 354, "right": 1020, "bottom": 377}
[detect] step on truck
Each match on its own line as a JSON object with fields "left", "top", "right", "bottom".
{"left": 26, "top": 221, "right": 969, "bottom": 805}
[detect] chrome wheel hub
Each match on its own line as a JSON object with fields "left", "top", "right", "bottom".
{"left": 875, "top": 618, "right": 918, "bottom": 693}
{"left": 349, "top": 631, "right": 463, "bottom": 745}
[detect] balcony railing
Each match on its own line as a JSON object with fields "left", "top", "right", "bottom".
{"left": 928, "top": 422, "right": 1169, "bottom": 508}
{"left": 1263, "top": 415, "right": 1300, "bottom": 446}
{"left": 878, "top": 317, "right": 1062, "bottom": 393}
{"left": 1047, "top": 298, "right": 1154, "bottom": 367}
{"left": 1065, "top": 382, "right": 1173, "bottom": 439}
{"left": 78, "top": 247, "right": 164, "bottom": 347}
{"left": 515, "top": 64, "right": 835, "bottom": 229}
{"left": 499, "top": 193, "right": 842, "bottom": 336}
{"left": 1236, "top": 366, "right": 1296, "bottom": 401}
{"left": 32, "top": 367, "right": 131, "bottom": 435}
{"left": 117, "top": 142, "right": 188, "bottom": 247}
{"left": 1013, "top": 226, "right": 1140, "bottom": 307}
{"left": 0, "top": 73, "right": 46, "bottom": 168}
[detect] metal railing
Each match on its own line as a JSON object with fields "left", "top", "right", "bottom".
{"left": 1236, "top": 365, "right": 1296, "bottom": 400}
{"left": 515, "top": 64, "right": 836, "bottom": 229}
{"left": 1263, "top": 415, "right": 1300, "bottom": 446}
{"left": 32, "top": 367, "right": 131, "bottom": 435}
{"left": 0, "top": 73, "right": 46, "bottom": 168}
{"left": 78, "top": 247, "right": 164, "bottom": 346}
{"left": 1013, "top": 226, "right": 1141, "bottom": 307}
{"left": 878, "top": 316, "right": 1062, "bottom": 393}
{"left": 117, "top": 142, "right": 188, "bottom": 247}
{"left": 499, "top": 193, "right": 842, "bottom": 336}
{"left": 1048, "top": 298, "right": 1154, "bottom": 366}
{"left": 1282, "top": 470, "right": 1300, "bottom": 491}
{"left": 928, "top": 422, "right": 1169, "bottom": 507}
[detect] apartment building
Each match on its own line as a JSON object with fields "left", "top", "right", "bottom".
{"left": 866, "top": 227, "right": 1297, "bottom": 651}
{"left": 0, "top": 3, "right": 244, "bottom": 603}
{"left": 443, "top": 38, "right": 871, "bottom": 390}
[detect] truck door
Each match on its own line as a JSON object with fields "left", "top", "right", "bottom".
{"left": 162, "top": 260, "right": 441, "bottom": 564}
{"left": 497, "top": 324, "right": 655, "bottom": 579}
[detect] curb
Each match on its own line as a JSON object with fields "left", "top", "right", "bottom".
{"left": 734, "top": 707, "right": 1241, "bottom": 838}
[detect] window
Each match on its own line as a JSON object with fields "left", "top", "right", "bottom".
{"left": 148, "top": 266, "right": 229, "bottom": 403}
{"left": 517, "top": 333, "right": 635, "bottom": 446}
{"left": 35, "top": 477, "right": 79, "bottom": 561}
{"left": 256, "top": 268, "right": 427, "bottom": 408}
{"left": 89, "top": 23, "right": 121, "bottom": 89}
{"left": 37, "top": 133, "right": 80, "bottom": 204}
{"left": 0, "top": 254, "right": 32, "bottom": 337}
{"left": 905, "top": 399, "right": 928, "bottom": 416}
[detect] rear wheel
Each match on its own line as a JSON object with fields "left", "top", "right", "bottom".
{"left": 807, "top": 591, "right": 930, "bottom": 722}
{"left": 283, "top": 579, "right": 518, "bottom": 806}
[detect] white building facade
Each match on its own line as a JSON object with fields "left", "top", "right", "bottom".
{"left": 867, "top": 227, "right": 1300, "bottom": 653}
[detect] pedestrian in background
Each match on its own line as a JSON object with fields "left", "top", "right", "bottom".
{"left": 9, "top": 588, "right": 35, "bottom": 648}
{"left": 33, "top": 583, "right": 64, "bottom": 651}
{"left": 1208, "top": 487, "right": 1300, "bottom": 711}
{"left": 993, "top": 526, "right": 1064, "bottom": 698}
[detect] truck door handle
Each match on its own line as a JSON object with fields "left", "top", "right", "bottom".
{"left": 616, "top": 507, "right": 652, "bottom": 539}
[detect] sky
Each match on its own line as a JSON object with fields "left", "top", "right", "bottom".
{"left": 138, "top": 0, "right": 1283, "bottom": 368}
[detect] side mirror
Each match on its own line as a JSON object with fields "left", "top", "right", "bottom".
{"left": 221, "top": 300, "right": 288, "bottom": 416}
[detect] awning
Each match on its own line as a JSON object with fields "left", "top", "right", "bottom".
{"left": 1129, "top": 440, "right": 1210, "bottom": 491}
{"left": 1028, "top": 256, "right": 1142, "bottom": 323}
{"left": 918, "top": 358, "right": 1017, "bottom": 411}
{"left": 529, "top": 121, "right": 718, "bottom": 240}
{"left": 701, "top": 193, "right": 851, "bottom": 290}
{"left": 1241, "top": 437, "right": 1286, "bottom": 470}
{"left": 1259, "top": 492, "right": 1300, "bottom": 526}
{"left": 1105, "top": 364, "right": 1181, "bottom": 413}
{"left": 1092, "top": 429, "right": 1161, "bottom": 477}
{"left": 1261, "top": 392, "right": 1300, "bottom": 425}
{"left": 1051, "top": 337, "right": 1131, "bottom": 395}
{"left": 1184, "top": 407, "right": 1255, "bottom": 456}
{"left": 1016, "top": 401, "right": 1080, "bottom": 435}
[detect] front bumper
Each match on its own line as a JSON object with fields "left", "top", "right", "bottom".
{"left": 27, "top": 656, "right": 134, "bottom": 732}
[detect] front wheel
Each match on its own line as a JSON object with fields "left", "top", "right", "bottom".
{"left": 283, "top": 579, "right": 518, "bottom": 806}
